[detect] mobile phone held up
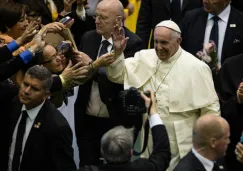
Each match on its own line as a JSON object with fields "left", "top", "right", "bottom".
{"left": 59, "top": 16, "right": 72, "bottom": 25}
{"left": 57, "top": 41, "right": 75, "bottom": 64}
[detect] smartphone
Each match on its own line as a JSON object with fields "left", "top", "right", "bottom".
{"left": 59, "top": 16, "right": 72, "bottom": 25}
{"left": 57, "top": 41, "right": 72, "bottom": 54}
{"left": 57, "top": 41, "right": 75, "bottom": 64}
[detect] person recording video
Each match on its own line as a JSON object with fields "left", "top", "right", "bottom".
{"left": 79, "top": 90, "right": 171, "bottom": 171}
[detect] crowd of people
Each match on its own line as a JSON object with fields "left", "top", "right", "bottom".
{"left": 1, "top": 0, "right": 243, "bottom": 171}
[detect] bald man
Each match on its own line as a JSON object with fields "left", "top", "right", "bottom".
{"left": 174, "top": 114, "right": 229, "bottom": 171}
{"left": 74, "top": 0, "right": 143, "bottom": 166}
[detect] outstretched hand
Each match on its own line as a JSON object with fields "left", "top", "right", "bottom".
{"left": 111, "top": 24, "right": 129, "bottom": 56}
{"left": 16, "top": 21, "right": 40, "bottom": 45}
{"left": 92, "top": 52, "right": 116, "bottom": 69}
{"left": 61, "top": 60, "right": 90, "bottom": 89}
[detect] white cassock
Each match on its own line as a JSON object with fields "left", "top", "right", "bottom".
{"left": 106, "top": 46, "right": 220, "bottom": 171}
{"left": 58, "top": 86, "right": 80, "bottom": 169}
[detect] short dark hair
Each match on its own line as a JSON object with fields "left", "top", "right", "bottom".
{"left": 25, "top": 65, "right": 53, "bottom": 91}
{"left": 0, "top": 2, "right": 26, "bottom": 33}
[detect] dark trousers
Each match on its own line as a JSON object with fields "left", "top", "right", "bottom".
{"left": 77, "top": 114, "right": 113, "bottom": 167}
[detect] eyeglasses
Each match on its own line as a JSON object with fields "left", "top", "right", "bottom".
{"left": 42, "top": 52, "right": 62, "bottom": 64}
{"left": 93, "top": 14, "right": 108, "bottom": 21}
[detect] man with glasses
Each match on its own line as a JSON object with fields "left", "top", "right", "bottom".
{"left": 74, "top": 0, "right": 143, "bottom": 167}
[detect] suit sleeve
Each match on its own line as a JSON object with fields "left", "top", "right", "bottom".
{"left": 0, "top": 45, "right": 15, "bottom": 64}
{"left": 50, "top": 76, "right": 63, "bottom": 92}
{"left": 0, "top": 56, "right": 25, "bottom": 81}
{"left": 132, "top": 125, "right": 171, "bottom": 171}
{"left": 136, "top": 0, "right": 152, "bottom": 49}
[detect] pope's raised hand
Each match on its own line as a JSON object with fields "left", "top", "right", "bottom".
{"left": 111, "top": 24, "right": 129, "bottom": 56}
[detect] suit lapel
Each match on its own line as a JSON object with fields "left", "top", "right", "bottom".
{"left": 21, "top": 101, "right": 49, "bottom": 159}
{"left": 91, "top": 33, "right": 102, "bottom": 61}
{"left": 222, "top": 8, "right": 236, "bottom": 62}
{"left": 182, "top": 0, "right": 189, "bottom": 11}
{"left": 195, "top": 9, "right": 208, "bottom": 51}
{"left": 9, "top": 99, "right": 23, "bottom": 139}
{"left": 188, "top": 151, "right": 207, "bottom": 171}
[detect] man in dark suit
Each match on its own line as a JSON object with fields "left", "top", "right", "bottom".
{"left": 179, "top": 0, "right": 243, "bottom": 65}
{"left": 79, "top": 90, "right": 171, "bottom": 171}
{"left": 217, "top": 54, "right": 243, "bottom": 171}
{"left": 7, "top": 65, "right": 77, "bottom": 171}
{"left": 74, "top": 0, "right": 143, "bottom": 167}
{"left": 174, "top": 114, "right": 229, "bottom": 171}
{"left": 136, "top": 0, "right": 202, "bottom": 49}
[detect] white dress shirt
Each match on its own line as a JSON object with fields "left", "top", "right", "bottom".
{"left": 86, "top": 37, "right": 113, "bottom": 118}
{"left": 203, "top": 4, "right": 231, "bottom": 64}
{"left": 192, "top": 148, "right": 214, "bottom": 171}
{"left": 8, "top": 101, "right": 45, "bottom": 171}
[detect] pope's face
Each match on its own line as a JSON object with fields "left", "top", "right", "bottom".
{"left": 153, "top": 27, "right": 181, "bottom": 61}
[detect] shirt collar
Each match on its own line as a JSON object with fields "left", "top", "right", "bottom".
{"left": 21, "top": 101, "right": 45, "bottom": 121}
{"left": 208, "top": 4, "right": 231, "bottom": 23}
{"left": 192, "top": 148, "right": 214, "bottom": 171}
{"left": 101, "top": 36, "right": 113, "bottom": 46}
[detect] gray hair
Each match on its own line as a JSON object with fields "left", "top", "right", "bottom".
{"left": 101, "top": 126, "right": 134, "bottom": 164}
{"left": 171, "top": 30, "right": 181, "bottom": 40}
{"left": 25, "top": 65, "right": 53, "bottom": 91}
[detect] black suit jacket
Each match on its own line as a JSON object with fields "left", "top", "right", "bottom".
{"left": 174, "top": 151, "right": 226, "bottom": 171}
{"left": 180, "top": 7, "right": 243, "bottom": 64}
{"left": 231, "top": 0, "right": 243, "bottom": 12}
{"left": 79, "top": 125, "right": 171, "bottom": 171}
{"left": 74, "top": 28, "right": 142, "bottom": 132}
{"left": 217, "top": 54, "right": 243, "bottom": 171}
{"left": 7, "top": 100, "right": 77, "bottom": 171}
{"left": 136, "top": 0, "right": 202, "bottom": 49}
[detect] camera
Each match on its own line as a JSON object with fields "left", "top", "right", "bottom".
{"left": 119, "top": 87, "right": 150, "bottom": 115}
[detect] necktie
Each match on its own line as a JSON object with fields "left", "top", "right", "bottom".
{"left": 99, "top": 40, "right": 110, "bottom": 57}
{"left": 171, "top": 0, "right": 182, "bottom": 24}
{"left": 97, "top": 40, "right": 111, "bottom": 103}
{"left": 12, "top": 111, "right": 28, "bottom": 171}
{"left": 46, "top": 0, "right": 58, "bottom": 21}
{"left": 209, "top": 16, "right": 220, "bottom": 49}
{"left": 97, "top": 40, "right": 110, "bottom": 75}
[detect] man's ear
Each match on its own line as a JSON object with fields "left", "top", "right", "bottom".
{"left": 177, "top": 37, "right": 182, "bottom": 45}
{"left": 116, "top": 16, "right": 123, "bottom": 26}
{"left": 209, "top": 138, "right": 217, "bottom": 148}
{"left": 44, "top": 91, "right": 51, "bottom": 100}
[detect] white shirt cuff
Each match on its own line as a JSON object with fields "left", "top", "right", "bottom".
{"left": 149, "top": 114, "right": 163, "bottom": 128}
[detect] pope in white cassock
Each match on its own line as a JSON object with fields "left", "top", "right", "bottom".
{"left": 94, "top": 20, "right": 220, "bottom": 171}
